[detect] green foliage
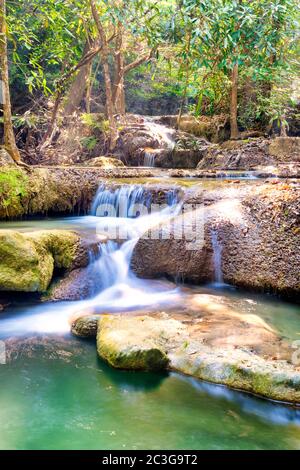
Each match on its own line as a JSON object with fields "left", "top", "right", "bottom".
{"left": 80, "top": 136, "right": 98, "bottom": 151}
{"left": 0, "top": 168, "right": 29, "bottom": 214}
{"left": 4, "top": 0, "right": 300, "bottom": 133}
{"left": 81, "top": 113, "right": 104, "bottom": 129}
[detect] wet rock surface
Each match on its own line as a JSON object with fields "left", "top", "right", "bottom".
{"left": 94, "top": 303, "right": 300, "bottom": 403}
{"left": 71, "top": 315, "right": 99, "bottom": 338}
{"left": 97, "top": 315, "right": 170, "bottom": 371}
{"left": 132, "top": 182, "right": 300, "bottom": 301}
{"left": 0, "top": 230, "right": 79, "bottom": 292}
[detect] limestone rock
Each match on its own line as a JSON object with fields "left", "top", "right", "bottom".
{"left": 84, "top": 156, "right": 125, "bottom": 168}
{"left": 95, "top": 309, "right": 300, "bottom": 403}
{"left": 268, "top": 137, "right": 300, "bottom": 161}
{"left": 132, "top": 183, "right": 300, "bottom": 301}
{"left": 71, "top": 315, "right": 99, "bottom": 338}
{"left": 0, "top": 230, "right": 79, "bottom": 292}
{"left": 97, "top": 315, "right": 172, "bottom": 371}
{"left": 0, "top": 148, "right": 15, "bottom": 166}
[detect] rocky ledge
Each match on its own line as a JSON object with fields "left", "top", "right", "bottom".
{"left": 0, "top": 230, "right": 102, "bottom": 293}
{"left": 132, "top": 181, "right": 300, "bottom": 301}
{"left": 71, "top": 296, "right": 300, "bottom": 404}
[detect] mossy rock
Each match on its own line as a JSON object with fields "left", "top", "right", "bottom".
{"left": 71, "top": 315, "right": 99, "bottom": 338}
{"left": 97, "top": 315, "right": 170, "bottom": 371}
{"left": 0, "top": 230, "right": 79, "bottom": 292}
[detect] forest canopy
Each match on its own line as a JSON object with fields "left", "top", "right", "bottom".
{"left": 0, "top": 0, "right": 299, "bottom": 161}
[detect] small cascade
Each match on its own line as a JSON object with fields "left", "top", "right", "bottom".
{"left": 84, "top": 183, "right": 183, "bottom": 311}
{"left": 91, "top": 184, "right": 150, "bottom": 217}
{"left": 143, "top": 150, "right": 156, "bottom": 167}
{"left": 211, "top": 229, "right": 224, "bottom": 285}
{"left": 141, "top": 116, "right": 176, "bottom": 168}
{"left": 0, "top": 183, "right": 182, "bottom": 336}
{"left": 144, "top": 118, "right": 176, "bottom": 151}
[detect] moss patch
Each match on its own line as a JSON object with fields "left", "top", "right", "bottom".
{"left": 0, "top": 230, "right": 79, "bottom": 292}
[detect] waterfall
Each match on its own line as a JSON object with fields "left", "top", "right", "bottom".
{"left": 211, "top": 229, "right": 224, "bottom": 285}
{"left": 141, "top": 117, "right": 176, "bottom": 168}
{"left": 91, "top": 184, "right": 150, "bottom": 217}
{"left": 0, "top": 184, "right": 182, "bottom": 336}
{"left": 143, "top": 151, "right": 156, "bottom": 167}
{"left": 85, "top": 183, "right": 183, "bottom": 311}
{"left": 144, "top": 118, "right": 176, "bottom": 151}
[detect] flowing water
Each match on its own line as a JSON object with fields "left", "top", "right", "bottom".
{"left": 141, "top": 117, "right": 176, "bottom": 168}
{"left": 1, "top": 182, "right": 300, "bottom": 449}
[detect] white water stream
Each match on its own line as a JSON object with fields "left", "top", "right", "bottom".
{"left": 0, "top": 185, "right": 183, "bottom": 335}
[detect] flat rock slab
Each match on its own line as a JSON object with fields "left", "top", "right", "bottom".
{"left": 95, "top": 303, "right": 300, "bottom": 404}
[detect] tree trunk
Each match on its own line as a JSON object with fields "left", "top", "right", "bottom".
{"left": 90, "top": 0, "right": 118, "bottom": 150}
{"left": 230, "top": 62, "right": 239, "bottom": 140}
{"left": 280, "top": 118, "right": 288, "bottom": 137}
{"left": 39, "top": 92, "right": 63, "bottom": 152}
{"left": 63, "top": 41, "right": 94, "bottom": 116}
{"left": 0, "top": 0, "right": 21, "bottom": 162}
{"left": 40, "top": 43, "right": 103, "bottom": 150}
{"left": 113, "top": 25, "right": 126, "bottom": 115}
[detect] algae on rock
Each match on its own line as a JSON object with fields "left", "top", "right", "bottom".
{"left": 97, "top": 315, "right": 171, "bottom": 371}
{"left": 0, "top": 230, "right": 79, "bottom": 292}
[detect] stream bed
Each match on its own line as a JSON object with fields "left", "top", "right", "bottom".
{"left": 1, "top": 181, "right": 300, "bottom": 450}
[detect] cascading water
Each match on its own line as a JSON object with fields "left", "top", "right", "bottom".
{"left": 211, "top": 229, "right": 224, "bottom": 285}
{"left": 141, "top": 117, "right": 176, "bottom": 168}
{"left": 85, "top": 184, "right": 183, "bottom": 311}
{"left": 0, "top": 184, "right": 183, "bottom": 336}
{"left": 143, "top": 151, "right": 156, "bottom": 168}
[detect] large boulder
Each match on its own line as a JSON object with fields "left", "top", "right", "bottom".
{"left": 0, "top": 230, "right": 79, "bottom": 292}
{"left": 97, "top": 315, "right": 171, "bottom": 371}
{"left": 132, "top": 182, "right": 300, "bottom": 301}
{"left": 94, "top": 309, "right": 300, "bottom": 403}
{"left": 268, "top": 137, "right": 300, "bottom": 161}
{"left": 0, "top": 148, "right": 15, "bottom": 166}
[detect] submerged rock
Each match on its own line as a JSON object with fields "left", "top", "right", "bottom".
{"left": 0, "top": 230, "right": 79, "bottom": 292}
{"left": 97, "top": 315, "right": 171, "bottom": 371}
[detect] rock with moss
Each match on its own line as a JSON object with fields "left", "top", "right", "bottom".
{"left": 96, "top": 309, "right": 300, "bottom": 403}
{"left": 171, "top": 346, "right": 300, "bottom": 404}
{"left": 0, "top": 167, "right": 29, "bottom": 218}
{"left": 0, "top": 230, "right": 79, "bottom": 292}
{"left": 97, "top": 315, "right": 171, "bottom": 371}
{"left": 71, "top": 314, "right": 100, "bottom": 338}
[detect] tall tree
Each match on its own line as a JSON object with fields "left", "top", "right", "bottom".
{"left": 0, "top": 0, "right": 21, "bottom": 162}
{"left": 90, "top": 0, "right": 118, "bottom": 150}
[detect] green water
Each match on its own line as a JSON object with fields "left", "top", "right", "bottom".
{"left": 1, "top": 341, "right": 300, "bottom": 450}
{"left": 1, "top": 212, "right": 300, "bottom": 450}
